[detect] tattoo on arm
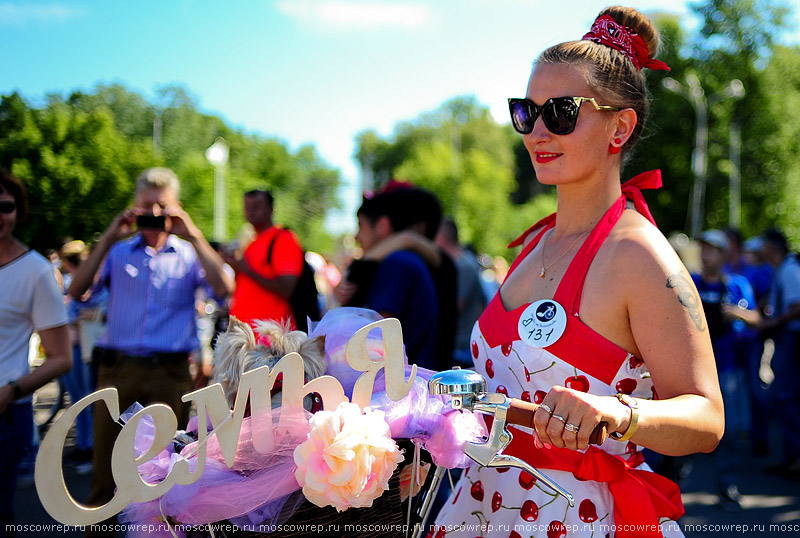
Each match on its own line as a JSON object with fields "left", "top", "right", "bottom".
{"left": 666, "top": 273, "right": 706, "bottom": 332}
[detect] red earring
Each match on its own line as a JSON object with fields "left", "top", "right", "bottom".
{"left": 609, "top": 138, "right": 623, "bottom": 154}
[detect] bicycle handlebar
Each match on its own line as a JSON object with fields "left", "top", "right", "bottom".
{"left": 505, "top": 399, "right": 608, "bottom": 445}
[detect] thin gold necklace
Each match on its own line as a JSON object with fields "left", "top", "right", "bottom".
{"left": 539, "top": 228, "right": 590, "bottom": 278}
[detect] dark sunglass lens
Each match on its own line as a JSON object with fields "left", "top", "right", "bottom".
{"left": 543, "top": 98, "right": 580, "bottom": 135}
{"left": 509, "top": 99, "right": 535, "bottom": 134}
{"left": 0, "top": 200, "right": 15, "bottom": 214}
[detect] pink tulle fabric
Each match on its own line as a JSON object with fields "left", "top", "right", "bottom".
{"left": 120, "top": 308, "right": 485, "bottom": 536}
{"left": 372, "top": 376, "right": 485, "bottom": 469}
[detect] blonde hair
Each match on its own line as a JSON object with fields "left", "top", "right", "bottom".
{"left": 537, "top": 6, "right": 660, "bottom": 158}
{"left": 134, "top": 167, "right": 180, "bottom": 198}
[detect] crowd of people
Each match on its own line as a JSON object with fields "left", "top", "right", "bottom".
{"left": 1, "top": 5, "right": 799, "bottom": 537}
{"left": 683, "top": 226, "right": 800, "bottom": 511}
{"left": 0, "top": 164, "right": 496, "bottom": 536}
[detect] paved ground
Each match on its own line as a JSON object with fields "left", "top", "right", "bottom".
{"left": 678, "top": 451, "right": 800, "bottom": 537}
{"left": 11, "top": 381, "right": 800, "bottom": 537}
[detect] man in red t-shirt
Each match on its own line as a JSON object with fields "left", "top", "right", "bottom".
{"left": 225, "top": 190, "right": 304, "bottom": 328}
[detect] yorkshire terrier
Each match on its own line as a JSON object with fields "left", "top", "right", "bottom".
{"left": 212, "top": 316, "right": 326, "bottom": 411}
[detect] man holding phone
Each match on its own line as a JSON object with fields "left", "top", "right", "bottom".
{"left": 67, "top": 167, "right": 234, "bottom": 535}
{"left": 135, "top": 213, "right": 166, "bottom": 229}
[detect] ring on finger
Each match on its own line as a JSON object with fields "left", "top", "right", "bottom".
{"left": 564, "top": 423, "right": 580, "bottom": 434}
{"left": 539, "top": 403, "right": 553, "bottom": 415}
{"left": 551, "top": 414, "right": 566, "bottom": 423}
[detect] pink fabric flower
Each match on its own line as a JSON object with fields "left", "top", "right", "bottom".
{"left": 293, "top": 402, "right": 404, "bottom": 512}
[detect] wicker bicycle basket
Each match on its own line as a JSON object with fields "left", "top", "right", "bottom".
{"left": 185, "top": 440, "right": 425, "bottom": 538}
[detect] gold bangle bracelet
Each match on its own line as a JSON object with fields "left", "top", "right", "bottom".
{"left": 610, "top": 393, "right": 639, "bottom": 442}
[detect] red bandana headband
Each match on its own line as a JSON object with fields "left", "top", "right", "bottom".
{"left": 582, "top": 14, "right": 670, "bottom": 71}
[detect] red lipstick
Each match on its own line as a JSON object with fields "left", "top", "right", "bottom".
{"left": 535, "top": 152, "right": 561, "bottom": 163}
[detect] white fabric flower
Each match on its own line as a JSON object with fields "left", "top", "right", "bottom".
{"left": 293, "top": 402, "right": 404, "bottom": 512}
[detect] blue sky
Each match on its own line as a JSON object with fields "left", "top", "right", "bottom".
{"left": 2, "top": 0, "right": 797, "bottom": 231}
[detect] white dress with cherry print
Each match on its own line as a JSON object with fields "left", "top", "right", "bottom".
{"left": 432, "top": 179, "right": 685, "bottom": 538}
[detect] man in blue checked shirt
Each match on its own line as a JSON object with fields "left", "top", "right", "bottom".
{"left": 68, "top": 167, "right": 234, "bottom": 534}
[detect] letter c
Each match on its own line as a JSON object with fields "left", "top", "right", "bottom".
{"left": 35, "top": 388, "right": 132, "bottom": 526}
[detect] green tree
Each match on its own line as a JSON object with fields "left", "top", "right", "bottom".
{"left": 629, "top": 0, "right": 796, "bottom": 238}
{"left": 761, "top": 44, "right": 800, "bottom": 243}
{"left": 0, "top": 92, "right": 152, "bottom": 249}
{"left": 690, "top": 0, "right": 792, "bottom": 238}
{"left": 0, "top": 85, "right": 341, "bottom": 254}
{"left": 355, "top": 96, "right": 555, "bottom": 256}
{"left": 68, "top": 83, "right": 156, "bottom": 140}
{"left": 691, "top": 0, "right": 790, "bottom": 62}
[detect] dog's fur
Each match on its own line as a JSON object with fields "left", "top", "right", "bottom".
{"left": 212, "top": 316, "right": 326, "bottom": 409}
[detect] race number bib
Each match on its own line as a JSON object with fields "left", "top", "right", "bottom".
{"left": 518, "top": 299, "right": 567, "bottom": 348}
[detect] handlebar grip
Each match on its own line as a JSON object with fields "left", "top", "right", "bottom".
{"left": 506, "top": 399, "right": 608, "bottom": 445}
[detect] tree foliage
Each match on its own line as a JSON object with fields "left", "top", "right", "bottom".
{"left": 0, "top": 85, "right": 341, "bottom": 253}
{"left": 355, "top": 96, "right": 556, "bottom": 256}
{"left": 690, "top": 0, "right": 790, "bottom": 62}
{"left": 761, "top": 44, "right": 800, "bottom": 243}
{"left": 0, "top": 91, "right": 150, "bottom": 246}
{"left": 3, "top": 0, "right": 798, "bottom": 257}
{"left": 356, "top": 0, "right": 800, "bottom": 254}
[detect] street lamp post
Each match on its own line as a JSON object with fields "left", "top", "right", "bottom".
{"left": 662, "top": 74, "right": 744, "bottom": 236}
{"left": 449, "top": 110, "right": 466, "bottom": 213}
{"left": 205, "top": 137, "right": 230, "bottom": 241}
{"left": 153, "top": 113, "right": 162, "bottom": 157}
{"left": 729, "top": 120, "right": 742, "bottom": 228}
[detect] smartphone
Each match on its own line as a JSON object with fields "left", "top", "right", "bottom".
{"left": 136, "top": 214, "right": 166, "bottom": 230}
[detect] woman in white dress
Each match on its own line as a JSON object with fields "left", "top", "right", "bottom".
{"left": 432, "top": 6, "right": 723, "bottom": 538}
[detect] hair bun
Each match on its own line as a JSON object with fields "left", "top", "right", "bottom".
{"left": 599, "top": 5, "right": 660, "bottom": 57}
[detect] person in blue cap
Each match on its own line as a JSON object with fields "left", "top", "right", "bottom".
{"left": 692, "top": 229, "right": 759, "bottom": 511}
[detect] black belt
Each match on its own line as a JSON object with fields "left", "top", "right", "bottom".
{"left": 94, "top": 347, "right": 188, "bottom": 366}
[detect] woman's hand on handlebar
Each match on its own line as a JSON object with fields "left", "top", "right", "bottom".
{"left": 531, "top": 386, "right": 630, "bottom": 451}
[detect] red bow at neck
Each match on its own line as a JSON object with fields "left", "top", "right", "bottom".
{"left": 621, "top": 169, "right": 662, "bottom": 226}
{"left": 508, "top": 169, "right": 662, "bottom": 248}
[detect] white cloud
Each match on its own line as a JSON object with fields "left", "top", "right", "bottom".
{"left": 275, "top": 0, "right": 433, "bottom": 29}
{"left": 0, "top": 2, "right": 85, "bottom": 26}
